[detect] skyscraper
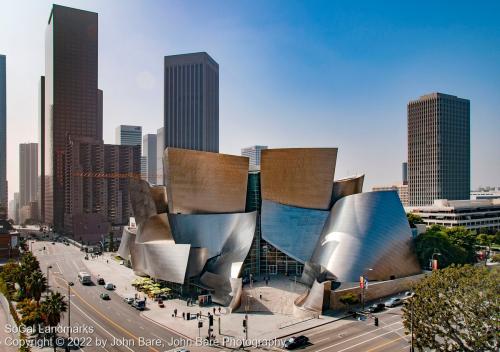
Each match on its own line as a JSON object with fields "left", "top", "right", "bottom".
{"left": 44, "top": 5, "right": 100, "bottom": 229}
{"left": 164, "top": 52, "right": 219, "bottom": 153}
{"left": 156, "top": 127, "right": 164, "bottom": 185}
{"left": 408, "top": 93, "right": 470, "bottom": 206}
{"left": 39, "top": 76, "right": 45, "bottom": 221}
{"left": 116, "top": 125, "right": 142, "bottom": 148}
{"left": 0, "top": 55, "right": 7, "bottom": 220}
{"left": 241, "top": 145, "right": 268, "bottom": 170}
{"left": 19, "top": 143, "right": 39, "bottom": 209}
{"left": 143, "top": 133, "right": 157, "bottom": 184}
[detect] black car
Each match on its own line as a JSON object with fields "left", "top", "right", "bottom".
{"left": 368, "top": 303, "right": 385, "bottom": 313}
{"left": 284, "top": 336, "right": 309, "bottom": 350}
{"left": 97, "top": 278, "right": 105, "bottom": 285}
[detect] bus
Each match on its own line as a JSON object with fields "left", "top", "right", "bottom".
{"left": 78, "top": 272, "right": 92, "bottom": 285}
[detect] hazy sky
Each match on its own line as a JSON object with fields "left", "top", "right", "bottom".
{"left": 1, "top": 0, "right": 499, "bottom": 200}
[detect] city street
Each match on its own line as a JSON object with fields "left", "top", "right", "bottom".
{"left": 276, "top": 308, "right": 410, "bottom": 352}
{"left": 31, "top": 238, "right": 189, "bottom": 352}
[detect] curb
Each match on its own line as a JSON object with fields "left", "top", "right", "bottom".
{"left": 140, "top": 312, "right": 195, "bottom": 341}
{"left": 275, "top": 314, "right": 353, "bottom": 339}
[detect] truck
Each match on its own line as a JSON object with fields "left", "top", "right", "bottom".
{"left": 78, "top": 272, "right": 92, "bottom": 285}
{"left": 132, "top": 298, "right": 146, "bottom": 311}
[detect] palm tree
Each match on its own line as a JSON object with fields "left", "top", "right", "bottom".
{"left": 41, "top": 292, "right": 67, "bottom": 352}
{"left": 26, "top": 270, "right": 47, "bottom": 304}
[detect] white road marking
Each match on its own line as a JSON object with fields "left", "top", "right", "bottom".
{"left": 315, "top": 321, "right": 402, "bottom": 351}
{"left": 70, "top": 301, "right": 135, "bottom": 352}
{"left": 320, "top": 327, "right": 404, "bottom": 352}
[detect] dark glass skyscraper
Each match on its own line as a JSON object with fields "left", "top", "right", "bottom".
{"left": 408, "top": 93, "right": 470, "bottom": 206}
{"left": 164, "top": 52, "right": 219, "bottom": 153}
{"left": 0, "top": 55, "right": 6, "bottom": 220}
{"left": 44, "top": 5, "right": 100, "bottom": 229}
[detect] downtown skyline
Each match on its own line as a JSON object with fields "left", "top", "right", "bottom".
{"left": 1, "top": 0, "right": 500, "bottom": 201}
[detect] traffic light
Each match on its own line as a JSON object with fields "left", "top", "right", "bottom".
{"left": 198, "top": 321, "right": 203, "bottom": 328}
{"left": 374, "top": 317, "right": 379, "bottom": 326}
{"left": 243, "top": 319, "right": 247, "bottom": 327}
{"left": 209, "top": 314, "right": 214, "bottom": 326}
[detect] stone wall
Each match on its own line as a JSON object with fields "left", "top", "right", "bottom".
{"left": 330, "top": 274, "right": 426, "bottom": 310}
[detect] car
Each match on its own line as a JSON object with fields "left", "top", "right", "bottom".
{"left": 104, "top": 283, "right": 115, "bottom": 290}
{"left": 284, "top": 335, "right": 309, "bottom": 350}
{"left": 385, "top": 297, "right": 402, "bottom": 307}
{"left": 132, "top": 299, "right": 146, "bottom": 311}
{"left": 404, "top": 291, "right": 414, "bottom": 297}
{"left": 97, "top": 278, "right": 105, "bottom": 285}
{"left": 158, "top": 299, "right": 165, "bottom": 308}
{"left": 119, "top": 260, "right": 124, "bottom": 265}
{"left": 51, "top": 242, "right": 55, "bottom": 245}
{"left": 100, "top": 293, "right": 110, "bottom": 300}
{"left": 368, "top": 303, "right": 386, "bottom": 313}
{"left": 124, "top": 297, "right": 134, "bottom": 304}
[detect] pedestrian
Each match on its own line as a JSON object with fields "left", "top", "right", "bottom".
{"left": 213, "top": 307, "right": 216, "bottom": 314}
{"left": 260, "top": 293, "right": 262, "bottom": 300}
{"left": 265, "top": 278, "right": 268, "bottom": 286}
{"left": 174, "top": 308, "right": 177, "bottom": 317}
{"left": 218, "top": 307, "right": 221, "bottom": 314}
{"left": 182, "top": 312, "right": 185, "bottom": 320}
{"left": 106, "top": 259, "right": 109, "bottom": 264}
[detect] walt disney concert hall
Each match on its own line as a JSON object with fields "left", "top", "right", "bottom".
{"left": 118, "top": 147, "right": 420, "bottom": 311}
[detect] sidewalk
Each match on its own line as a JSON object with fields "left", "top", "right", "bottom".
{"left": 82, "top": 251, "right": 354, "bottom": 342}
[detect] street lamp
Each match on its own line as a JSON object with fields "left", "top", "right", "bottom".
{"left": 67, "top": 282, "right": 74, "bottom": 339}
{"left": 46, "top": 265, "right": 53, "bottom": 293}
{"left": 430, "top": 248, "right": 442, "bottom": 270}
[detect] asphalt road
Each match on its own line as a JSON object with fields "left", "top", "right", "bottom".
{"left": 31, "top": 239, "right": 189, "bottom": 352}
{"left": 274, "top": 307, "right": 410, "bottom": 352}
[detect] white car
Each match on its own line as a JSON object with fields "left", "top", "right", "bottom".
{"left": 104, "top": 283, "right": 116, "bottom": 290}
{"left": 384, "top": 297, "right": 402, "bottom": 307}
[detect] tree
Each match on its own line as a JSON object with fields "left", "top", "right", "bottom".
{"left": 108, "top": 231, "right": 114, "bottom": 252}
{"left": 414, "top": 228, "right": 468, "bottom": 268}
{"left": 339, "top": 292, "right": 359, "bottom": 311}
{"left": 18, "top": 298, "right": 43, "bottom": 329}
{"left": 491, "top": 253, "right": 500, "bottom": 263}
{"left": 402, "top": 265, "right": 499, "bottom": 351}
{"left": 26, "top": 270, "right": 47, "bottom": 304}
{"left": 407, "top": 213, "right": 424, "bottom": 228}
{"left": 444, "top": 227, "right": 477, "bottom": 263}
{"left": 40, "top": 292, "right": 67, "bottom": 352}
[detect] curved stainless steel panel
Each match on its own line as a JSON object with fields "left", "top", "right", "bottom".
{"left": 261, "top": 200, "right": 329, "bottom": 263}
{"left": 136, "top": 213, "right": 173, "bottom": 242}
{"left": 260, "top": 148, "right": 337, "bottom": 210}
{"left": 311, "top": 191, "right": 421, "bottom": 282}
{"left": 129, "top": 179, "right": 158, "bottom": 224}
{"left": 168, "top": 212, "right": 256, "bottom": 259}
{"left": 141, "top": 242, "right": 191, "bottom": 284}
{"left": 331, "top": 174, "right": 364, "bottom": 205}
{"left": 150, "top": 185, "right": 168, "bottom": 213}
{"left": 164, "top": 148, "right": 249, "bottom": 214}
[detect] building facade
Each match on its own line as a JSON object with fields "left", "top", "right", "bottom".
{"left": 63, "top": 136, "right": 140, "bottom": 239}
{"left": 116, "top": 125, "right": 142, "bottom": 149}
{"left": 143, "top": 133, "right": 157, "bottom": 184}
{"left": 39, "top": 76, "right": 45, "bottom": 222}
{"left": 241, "top": 145, "right": 268, "bottom": 170}
{"left": 156, "top": 127, "right": 164, "bottom": 185}
{"left": 407, "top": 199, "right": 500, "bottom": 231}
{"left": 44, "top": 5, "right": 100, "bottom": 229}
{"left": 164, "top": 52, "right": 219, "bottom": 153}
{"left": 372, "top": 184, "right": 409, "bottom": 207}
{"left": 19, "top": 143, "right": 39, "bottom": 216}
{"left": 408, "top": 93, "right": 470, "bottom": 206}
{"left": 0, "top": 55, "right": 7, "bottom": 220}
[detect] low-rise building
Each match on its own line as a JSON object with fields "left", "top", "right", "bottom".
{"left": 406, "top": 199, "right": 500, "bottom": 231}
{"left": 372, "top": 184, "right": 409, "bottom": 206}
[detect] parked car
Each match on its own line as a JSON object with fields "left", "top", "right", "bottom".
{"left": 104, "top": 283, "right": 115, "bottom": 290}
{"left": 404, "top": 291, "right": 414, "bottom": 297}
{"left": 100, "top": 293, "right": 110, "bottom": 300}
{"left": 284, "top": 335, "right": 309, "bottom": 350}
{"left": 158, "top": 299, "right": 165, "bottom": 308}
{"left": 385, "top": 297, "right": 403, "bottom": 307}
{"left": 368, "top": 303, "right": 386, "bottom": 313}
{"left": 97, "top": 278, "right": 105, "bottom": 285}
{"left": 124, "top": 297, "right": 134, "bottom": 304}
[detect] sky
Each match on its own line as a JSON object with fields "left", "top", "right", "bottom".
{"left": 1, "top": 0, "right": 499, "bottom": 200}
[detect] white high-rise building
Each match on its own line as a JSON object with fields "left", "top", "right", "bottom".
{"left": 241, "top": 145, "right": 268, "bottom": 170}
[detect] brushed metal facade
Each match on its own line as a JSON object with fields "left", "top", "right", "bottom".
{"left": 331, "top": 174, "right": 365, "bottom": 205}
{"left": 310, "top": 191, "right": 421, "bottom": 282}
{"left": 163, "top": 148, "right": 249, "bottom": 214}
{"left": 260, "top": 148, "right": 337, "bottom": 210}
{"left": 261, "top": 200, "right": 330, "bottom": 263}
